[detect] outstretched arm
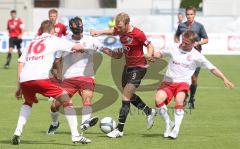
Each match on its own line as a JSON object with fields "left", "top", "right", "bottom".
{"left": 90, "top": 28, "right": 114, "bottom": 36}
{"left": 102, "top": 47, "right": 123, "bottom": 59}
{"left": 210, "top": 68, "right": 234, "bottom": 89}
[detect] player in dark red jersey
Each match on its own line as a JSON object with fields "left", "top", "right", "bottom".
{"left": 90, "top": 12, "right": 156, "bottom": 138}
{"left": 37, "top": 8, "right": 67, "bottom": 37}
{"left": 4, "top": 10, "right": 24, "bottom": 69}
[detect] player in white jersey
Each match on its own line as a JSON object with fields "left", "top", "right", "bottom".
{"left": 150, "top": 30, "right": 234, "bottom": 139}
{"left": 12, "top": 20, "right": 92, "bottom": 145}
{"left": 47, "top": 17, "right": 104, "bottom": 135}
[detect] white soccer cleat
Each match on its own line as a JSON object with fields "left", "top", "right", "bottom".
{"left": 107, "top": 129, "right": 123, "bottom": 138}
{"left": 72, "top": 135, "right": 91, "bottom": 144}
{"left": 147, "top": 108, "right": 156, "bottom": 129}
{"left": 169, "top": 128, "right": 179, "bottom": 139}
{"left": 163, "top": 121, "right": 175, "bottom": 138}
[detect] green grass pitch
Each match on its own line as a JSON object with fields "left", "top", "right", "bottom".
{"left": 0, "top": 53, "right": 239, "bottom": 149}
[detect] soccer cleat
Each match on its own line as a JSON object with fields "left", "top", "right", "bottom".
{"left": 107, "top": 129, "right": 124, "bottom": 138}
{"left": 72, "top": 135, "right": 91, "bottom": 144}
{"left": 47, "top": 122, "right": 59, "bottom": 135}
{"left": 12, "top": 135, "right": 20, "bottom": 145}
{"left": 4, "top": 64, "right": 9, "bottom": 69}
{"left": 80, "top": 116, "right": 99, "bottom": 131}
{"left": 163, "top": 121, "right": 175, "bottom": 138}
{"left": 147, "top": 108, "right": 156, "bottom": 129}
{"left": 188, "top": 98, "right": 195, "bottom": 109}
{"left": 169, "top": 128, "right": 179, "bottom": 139}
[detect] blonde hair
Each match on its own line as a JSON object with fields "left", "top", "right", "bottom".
{"left": 115, "top": 12, "right": 130, "bottom": 25}
{"left": 183, "top": 30, "right": 197, "bottom": 43}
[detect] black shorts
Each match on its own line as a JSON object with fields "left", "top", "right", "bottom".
{"left": 9, "top": 37, "right": 22, "bottom": 49}
{"left": 122, "top": 66, "right": 147, "bottom": 88}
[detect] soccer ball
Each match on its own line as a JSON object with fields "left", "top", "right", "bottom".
{"left": 99, "top": 117, "right": 116, "bottom": 133}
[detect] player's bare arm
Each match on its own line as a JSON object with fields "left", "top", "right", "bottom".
{"left": 194, "top": 37, "right": 208, "bottom": 47}
{"left": 89, "top": 28, "right": 114, "bottom": 36}
{"left": 15, "top": 62, "right": 24, "bottom": 99}
{"left": 210, "top": 68, "right": 235, "bottom": 89}
{"left": 174, "top": 35, "right": 180, "bottom": 43}
{"left": 102, "top": 47, "right": 123, "bottom": 59}
{"left": 51, "top": 58, "right": 62, "bottom": 82}
{"left": 145, "top": 43, "right": 155, "bottom": 62}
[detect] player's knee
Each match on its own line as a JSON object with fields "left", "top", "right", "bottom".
{"left": 83, "top": 99, "right": 92, "bottom": 106}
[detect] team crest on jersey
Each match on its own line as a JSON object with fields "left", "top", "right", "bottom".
{"left": 126, "top": 37, "right": 133, "bottom": 44}
{"left": 55, "top": 27, "right": 60, "bottom": 33}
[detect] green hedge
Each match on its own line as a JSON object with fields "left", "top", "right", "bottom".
{"left": 180, "top": 0, "right": 202, "bottom": 10}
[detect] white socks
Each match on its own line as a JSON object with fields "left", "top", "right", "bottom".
{"left": 81, "top": 106, "right": 92, "bottom": 124}
{"left": 51, "top": 111, "right": 59, "bottom": 126}
{"left": 14, "top": 105, "right": 31, "bottom": 136}
{"left": 64, "top": 106, "right": 80, "bottom": 137}
{"left": 157, "top": 104, "right": 170, "bottom": 126}
{"left": 173, "top": 109, "right": 184, "bottom": 131}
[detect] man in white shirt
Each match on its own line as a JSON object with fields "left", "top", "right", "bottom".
{"left": 47, "top": 17, "right": 105, "bottom": 135}
{"left": 151, "top": 30, "right": 234, "bottom": 139}
{"left": 12, "top": 20, "right": 91, "bottom": 145}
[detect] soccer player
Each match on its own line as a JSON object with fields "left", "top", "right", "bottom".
{"left": 152, "top": 30, "right": 234, "bottom": 139}
{"left": 37, "top": 8, "right": 67, "bottom": 37}
{"left": 46, "top": 17, "right": 102, "bottom": 135}
{"left": 4, "top": 10, "right": 24, "bottom": 69}
{"left": 12, "top": 20, "right": 92, "bottom": 145}
{"left": 90, "top": 12, "right": 156, "bottom": 138}
{"left": 174, "top": 6, "right": 208, "bottom": 109}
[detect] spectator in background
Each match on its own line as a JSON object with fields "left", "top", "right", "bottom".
{"left": 4, "top": 10, "right": 24, "bottom": 69}
{"left": 37, "top": 8, "right": 67, "bottom": 37}
{"left": 174, "top": 6, "right": 208, "bottom": 109}
{"left": 174, "top": 12, "right": 184, "bottom": 31}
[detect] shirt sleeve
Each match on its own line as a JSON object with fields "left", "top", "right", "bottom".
{"left": 175, "top": 24, "right": 182, "bottom": 37}
{"left": 136, "top": 30, "right": 151, "bottom": 47}
{"left": 55, "top": 51, "right": 63, "bottom": 58}
{"left": 196, "top": 54, "right": 216, "bottom": 70}
{"left": 199, "top": 24, "right": 208, "bottom": 39}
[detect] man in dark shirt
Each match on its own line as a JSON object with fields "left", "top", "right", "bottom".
{"left": 90, "top": 12, "right": 156, "bottom": 138}
{"left": 174, "top": 6, "right": 209, "bottom": 109}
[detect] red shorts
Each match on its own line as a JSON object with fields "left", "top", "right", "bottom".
{"left": 158, "top": 82, "right": 190, "bottom": 105}
{"left": 20, "top": 79, "right": 65, "bottom": 105}
{"left": 61, "top": 76, "right": 95, "bottom": 97}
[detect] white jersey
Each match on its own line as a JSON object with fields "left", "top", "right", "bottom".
{"left": 18, "top": 33, "right": 75, "bottom": 82}
{"left": 56, "top": 35, "right": 103, "bottom": 79}
{"left": 159, "top": 44, "right": 216, "bottom": 85}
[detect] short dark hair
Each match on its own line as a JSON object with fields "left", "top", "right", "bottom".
{"left": 185, "top": 6, "right": 196, "bottom": 14}
{"left": 10, "top": 10, "right": 16, "bottom": 14}
{"left": 40, "top": 20, "right": 54, "bottom": 33}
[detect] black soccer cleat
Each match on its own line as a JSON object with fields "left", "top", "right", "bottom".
{"left": 4, "top": 64, "right": 9, "bottom": 69}
{"left": 47, "top": 122, "right": 59, "bottom": 135}
{"left": 80, "top": 116, "right": 99, "bottom": 131}
{"left": 188, "top": 99, "right": 195, "bottom": 109}
{"left": 12, "top": 135, "right": 20, "bottom": 145}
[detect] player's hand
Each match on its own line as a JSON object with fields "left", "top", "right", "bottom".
{"left": 145, "top": 54, "right": 155, "bottom": 63}
{"left": 15, "top": 88, "right": 22, "bottom": 100}
{"left": 224, "top": 79, "right": 235, "bottom": 89}
{"left": 89, "top": 29, "right": 100, "bottom": 37}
